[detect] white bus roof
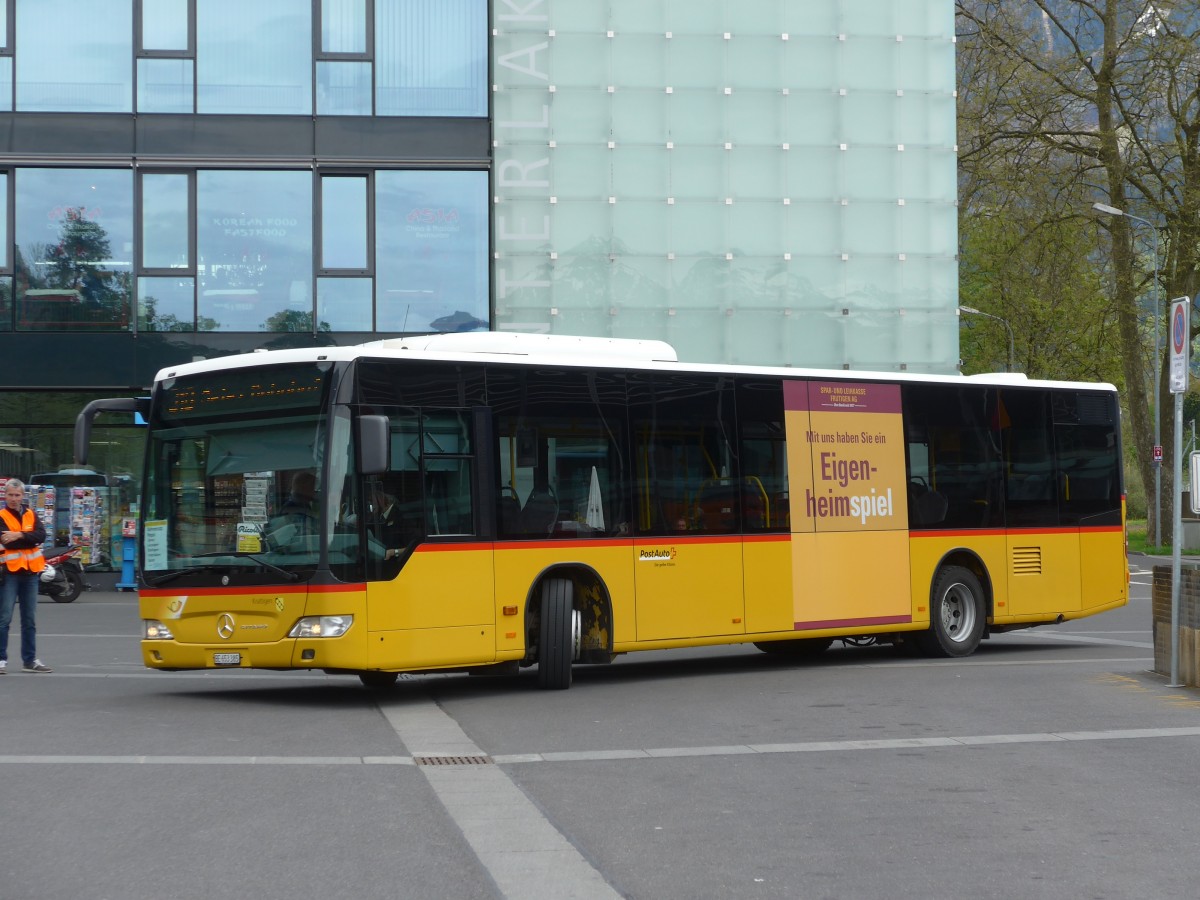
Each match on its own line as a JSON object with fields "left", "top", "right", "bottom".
{"left": 153, "top": 332, "right": 1116, "bottom": 394}
{"left": 363, "top": 331, "right": 679, "bottom": 362}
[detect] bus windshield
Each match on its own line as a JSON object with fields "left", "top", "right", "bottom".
{"left": 138, "top": 362, "right": 354, "bottom": 585}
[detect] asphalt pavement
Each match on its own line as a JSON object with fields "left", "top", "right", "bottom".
{"left": 2, "top": 563, "right": 1198, "bottom": 900}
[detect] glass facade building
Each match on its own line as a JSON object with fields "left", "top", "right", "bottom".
{"left": 494, "top": 1, "right": 958, "bottom": 370}
{"left": 0, "top": 0, "right": 957, "bottom": 569}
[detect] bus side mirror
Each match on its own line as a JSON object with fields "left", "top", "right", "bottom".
{"left": 74, "top": 397, "right": 150, "bottom": 466}
{"left": 358, "top": 415, "right": 390, "bottom": 475}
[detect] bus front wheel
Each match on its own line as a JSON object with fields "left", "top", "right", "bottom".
{"left": 538, "top": 578, "right": 577, "bottom": 690}
{"left": 920, "top": 565, "right": 985, "bottom": 657}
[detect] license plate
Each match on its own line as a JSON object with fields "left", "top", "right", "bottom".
{"left": 213, "top": 652, "right": 241, "bottom": 666}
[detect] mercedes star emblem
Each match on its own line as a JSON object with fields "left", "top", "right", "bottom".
{"left": 217, "top": 614, "right": 235, "bottom": 640}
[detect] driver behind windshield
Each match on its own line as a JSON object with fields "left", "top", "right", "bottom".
{"left": 269, "top": 471, "right": 319, "bottom": 547}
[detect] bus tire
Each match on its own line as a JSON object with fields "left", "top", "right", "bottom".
{"left": 754, "top": 638, "right": 833, "bottom": 659}
{"left": 359, "top": 671, "right": 398, "bottom": 689}
{"left": 919, "top": 565, "right": 985, "bottom": 657}
{"left": 538, "top": 578, "right": 575, "bottom": 690}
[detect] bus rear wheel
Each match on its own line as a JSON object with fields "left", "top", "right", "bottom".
{"left": 538, "top": 578, "right": 577, "bottom": 690}
{"left": 919, "top": 565, "right": 985, "bottom": 657}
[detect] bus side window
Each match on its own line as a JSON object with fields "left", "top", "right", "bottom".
{"left": 903, "top": 384, "right": 1003, "bottom": 530}
{"left": 737, "top": 379, "right": 789, "bottom": 533}
{"left": 1053, "top": 391, "right": 1120, "bottom": 526}
{"left": 630, "top": 373, "right": 736, "bottom": 536}
{"left": 1001, "top": 389, "right": 1058, "bottom": 527}
{"left": 490, "top": 367, "right": 628, "bottom": 540}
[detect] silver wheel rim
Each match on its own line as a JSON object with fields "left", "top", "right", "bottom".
{"left": 939, "top": 581, "right": 977, "bottom": 644}
{"left": 571, "top": 609, "right": 582, "bottom": 660}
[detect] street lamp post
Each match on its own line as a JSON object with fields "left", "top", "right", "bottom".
{"left": 1092, "top": 202, "right": 1161, "bottom": 549}
{"left": 958, "top": 305, "right": 1015, "bottom": 373}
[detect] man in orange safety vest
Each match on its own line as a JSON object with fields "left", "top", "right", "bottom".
{"left": 0, "top": 478, "right": 52, "bottom": 673}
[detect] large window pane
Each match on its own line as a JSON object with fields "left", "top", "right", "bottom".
{"left": 318, "top": 277, "right": 372, "bottom": 331}
{"left": 375, "top": 171, "right": 488, "bottom": 334}
{"left": 376, "top": 0, "right": 486, "bottom": 117}
{"left": 197, "top": 171, "right": 312, "bottom": 332}
{"left": 0, "top": 276, "right": 11, "bottom": 332}
{"left": 15, "top": 168, "right": 133, "bottom": 332}
{"left": 142, "top": 174, "right": 190, "bottom": 269}
{"left": 139, "top": 276, "right": 195, "bottom": 331}
{"left": 137, "top": 58, "right": 194, "bottom": 113}
{"left": 197, "top": 0, "right": 311, "bottom": 115}
{"left": 0, "top": 58, "right": 11, "bottom": 112}
{"left": 142, "top": 0, "right": 190, "bottom": 51}
{"left": 323, "top": 0, "right": 367, "bottom": 53}
{"left": 317, "top": 61, "right": 372, "bottom": 115}
{"left": 16, "top": 0, "right": 132, "bottom": 112}
{"left": 322, "top": 176, "right": 368, "bottom": 269}
{"left": 0, "top": 172, "right": 8, "bottom": 268}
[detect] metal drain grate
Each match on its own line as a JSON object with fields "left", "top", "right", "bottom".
{"left": 414, "top": 755, "right": 493, "bottom": 766}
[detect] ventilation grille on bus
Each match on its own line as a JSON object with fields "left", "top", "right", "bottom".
{"left": 1012, "top": 546, "right": 1043, "bottom": 576}
{"left": 414, "top": 755, "right": 493, "bottom": 766}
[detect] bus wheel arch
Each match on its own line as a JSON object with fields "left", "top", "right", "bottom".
{"left": 526, "top": 565, "right": 614, "bottom": 690}
{"left": 920, "top": 550, "right": 991, "bottom": 658}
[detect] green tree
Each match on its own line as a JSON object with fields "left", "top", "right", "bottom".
{"left": 41, "top": 208, "right": 129, "bottom": 327}
{"left": 957, "top": 0, "right": 1200, "bottom": 542}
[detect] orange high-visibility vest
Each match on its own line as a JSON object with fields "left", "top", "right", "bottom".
{"left": 0, "top": 506, "right": 46, "bottom": 573}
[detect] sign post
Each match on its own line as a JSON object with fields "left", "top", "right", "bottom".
{"left": 1167, "top": 297, "right": 1191, "bottom": 688}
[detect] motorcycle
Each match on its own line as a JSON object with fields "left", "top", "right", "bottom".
{"left": 38, "top": 545, "right": 86, "bottom": 603}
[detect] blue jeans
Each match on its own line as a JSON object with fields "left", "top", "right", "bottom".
{"left": 0, "top": 571, "right": 40, "bottom": 666}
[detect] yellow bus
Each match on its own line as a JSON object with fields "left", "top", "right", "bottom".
{"left": 75, "top": 332, "right": 1128, "bottom": 689}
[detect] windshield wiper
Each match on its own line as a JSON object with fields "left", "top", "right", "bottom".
{"left": 146, "top": 554, "right": 302, "bottom": 586}
{"left": 232, "top": 553, "right": 301, "bottom": 581}
{"left": 144, "top": 565, "right": 222, "bottom": 587}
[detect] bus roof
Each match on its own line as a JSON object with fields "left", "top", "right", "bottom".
{"left": 153, "top": 332, "right": 1117, "bottom": 394}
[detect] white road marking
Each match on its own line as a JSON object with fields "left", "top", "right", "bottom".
{"left": 377, "top": 698, "right": 622, "bottom": 900}
{"left": 3, "top": 725, "right": 1199, "bottom": 768}
{"left": 1006, "top": 632, "right": 1153, "bottom": 649}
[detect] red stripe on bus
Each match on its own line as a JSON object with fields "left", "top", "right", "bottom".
{"left": 634, "top": 535, "right": 744, "bottom": 546}
{"left": 140, "top": 583, "right": 364, "bottom": 598}
{"left": 419, "top": 542, "right": 495, "bottom": 552}
{"left": 140, "top": 584, "right": 313, "bottom": 598}
{"left": 794, "top": 614, "right": 912, "bottom": 630}
{"left": 742, "top": 533, "right": 790, "bottom": 543}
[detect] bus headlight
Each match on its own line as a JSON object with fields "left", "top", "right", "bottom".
{"left": 144, "top": 620, "right": 174, "bottom": 640}
{"left": 288, "top": 615, "right": 353, "bottom": 638}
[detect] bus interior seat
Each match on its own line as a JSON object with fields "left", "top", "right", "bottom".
{"left": 519, "top": 487, "right": 558, "bottom": 534}
{"left": 497, "top": 491, "right": 521, "bottom": 535}
{"left": 909, "top": 479, "right": 948, "bottom": 525}
{"left": 694, "top": 480, "right": 739, "bottom": 532}
{"left": 1009, "top": 471, "right": 1051, "bottom": 501}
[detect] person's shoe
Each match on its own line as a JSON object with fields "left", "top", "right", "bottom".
{"left": 23, "top": 660, "right": 52, "bottom": 673}
{"left": 0, "top": 659, "right": 7, "bottom": 674}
